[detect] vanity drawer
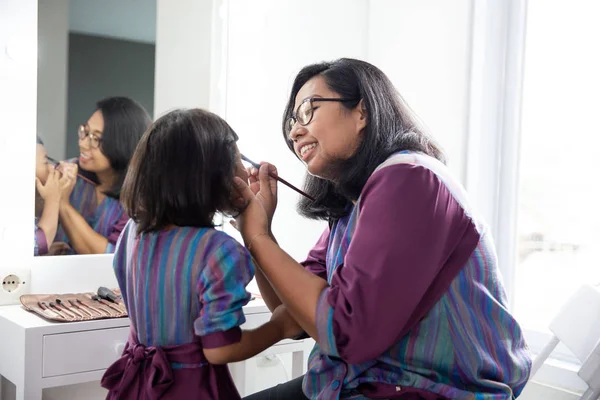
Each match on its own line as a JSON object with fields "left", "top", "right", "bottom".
{"left": 42, "top": 326, "right": 129, "bottom": 377}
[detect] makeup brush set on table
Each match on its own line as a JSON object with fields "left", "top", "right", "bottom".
{"left": 19, "top": 287, "right": 127, "bottom": 322}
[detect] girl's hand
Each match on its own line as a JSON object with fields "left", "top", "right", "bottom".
{"left": 48, "top": 242, "right": 72, "bottom": 255}
{"left": 247, "top": 163, "right": 278, "bottom": 229}
{"left": 35, "top": 167, "right": 61, "bottom": 203}
{"left": 270, "top": 304, "right": 303, "bottom": 339}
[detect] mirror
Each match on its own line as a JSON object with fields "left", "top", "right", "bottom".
{"left": 34, "top": 0, "right": 156, "bottom": 256}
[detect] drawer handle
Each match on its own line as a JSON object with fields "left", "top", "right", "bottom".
{"left": 114, "top": 342, "right": 126, "bottom": 356}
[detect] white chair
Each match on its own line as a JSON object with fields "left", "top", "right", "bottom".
{"left": 529, "top": 284, "right": 600, "bottom": 400}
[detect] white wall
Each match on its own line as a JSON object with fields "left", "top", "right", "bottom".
{"left": 153, "top": 0, "right": 213, "bottom": 117}
{"left": 367, "top": 0, "right": 473, "bottom": 181}
{"left": 37, "top": 0, "right": 68, "bottom": 161}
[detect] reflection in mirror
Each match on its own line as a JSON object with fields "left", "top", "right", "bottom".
{"left": 35, "top": 0, "right": 156, "bottom": 256}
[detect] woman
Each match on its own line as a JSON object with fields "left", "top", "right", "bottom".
{"left": 57, "top": 97, "right": 151, "bottom": 254}
{"left": 233, "top": 59, "right": 531, "bottom": 399}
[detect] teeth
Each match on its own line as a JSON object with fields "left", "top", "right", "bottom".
{"left": 300, "top": 143, "right": 316, "bottom": 157}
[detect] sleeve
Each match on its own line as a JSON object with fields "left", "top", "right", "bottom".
{"left": 194, "top": 234, "right": 255, "bottom": 348}
{"left": 34, "top": 225, "right": 48, "bottom": 256}
{"left": 105, "top": 211, "right": 130, "bottom": 253}
{"left": 300, "top": 227, "right": 330, "bottom": 280}
{"left": 314, "top": 164, "right": 480, "bottom": 364}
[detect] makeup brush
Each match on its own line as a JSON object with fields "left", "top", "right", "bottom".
{"left": 46, "top": 156, "right": 97, "bottom": 185}
{"left": 241, "top": 154, "right": 315, "bottom": 201}
{"left": 97, "top": 286, "right": 119, "bottom": 303}
{"left": 76, "top": 299, "right": 104, "bottom": 316}
{"left": 38, "top": 301, "right": 65, "bottom": 319}
{"left": 69, "top": 299, "right": 93, "bottom": 317}
{"left": 56, "top": 298, "right": 85, "bottom": 319}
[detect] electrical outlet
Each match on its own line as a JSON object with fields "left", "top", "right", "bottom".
{"left": 0, "top": 268, "right": 31, "bottom": 305}
{"left": 2, "top": 274, "right": 21, "bottom": 292}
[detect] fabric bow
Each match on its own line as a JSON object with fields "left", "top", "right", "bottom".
{"left": 101, "top": 342, "right": 174, "bottom": 399}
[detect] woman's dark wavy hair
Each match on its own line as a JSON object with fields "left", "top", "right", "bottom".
{"left": 78, "top": 97, "right": 151, "bottom": 199}
{"left": 282, "top": 58, "right": 446, "bottom": 221}
{"left": 121, "top": 108, "right": 241, "bottom": 234}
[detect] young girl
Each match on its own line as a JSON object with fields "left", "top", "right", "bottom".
{"left": 101, "top": 109, "right": 301, "bottom": 399}
{"left": 34, "top": 136, "right": 71, "bottom": 256}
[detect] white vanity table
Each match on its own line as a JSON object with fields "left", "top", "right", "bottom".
{"left": 0, "top": 298, "right": 308, "bottom": 400}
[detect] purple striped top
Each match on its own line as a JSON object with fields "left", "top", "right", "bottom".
{"left": 301, "top": 152, "right": 531, "bottom": 399}
{"left": 113, "top": 220, "right": 255, "bottom": 348}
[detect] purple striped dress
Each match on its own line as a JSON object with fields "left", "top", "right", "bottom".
{"left": 102, "top": 220, "right": 255, "bottom": 399}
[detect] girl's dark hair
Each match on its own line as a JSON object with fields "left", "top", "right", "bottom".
{"left": 121, "top": 108, "right": 241, "bottom": 234}
{"left": 282, "top": 58, "right": 446, "bottom": 221}
{"left": 78, "top": 97, "right": 151, "bottom": 199}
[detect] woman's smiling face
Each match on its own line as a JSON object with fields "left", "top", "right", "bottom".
{"left": 288, "top": 76, "right": 366, "bottom": 180}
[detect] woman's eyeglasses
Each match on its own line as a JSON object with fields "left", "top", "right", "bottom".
{"left": 78, "top": 124, "right": 103, "bottom": 149}
{"left": 286, "top": 97, "right": 359, "bottom": 135}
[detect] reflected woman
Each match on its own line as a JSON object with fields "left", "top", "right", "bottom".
{"left": 56, "top": 97, "right": 151, "bottom": 255}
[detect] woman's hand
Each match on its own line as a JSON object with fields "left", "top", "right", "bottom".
{"left": 58, "top": 162, "right": 77, "bottom": 204}
{"left": 232, "top": 165, "right": 274, "bottom": 246}
{"left": 247, "top": 163, "right": 278, "bottom": 229}
{"left": 36, "top": 167, "right": 61, "bottom": 203}
{"left": 270, "top": 304, "right": 303, "bottom": 339}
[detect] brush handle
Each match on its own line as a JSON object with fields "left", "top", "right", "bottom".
{"left": 240, "top": 154, "right": 315, "bottom": 201}
{"left": 47, "top": 156, "right": 97, "bottom": 185}
{"left": 69, "top": 299, "right": 93, "bottom": 317}
{"left": 273, "top": 175, "right": 315, "bottom": 201}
